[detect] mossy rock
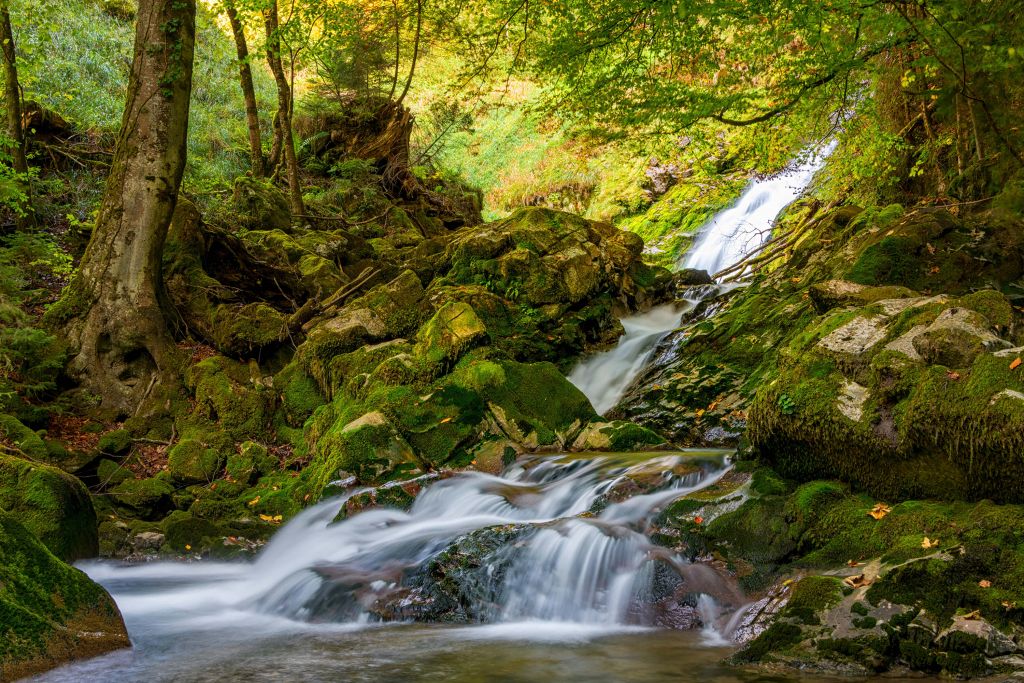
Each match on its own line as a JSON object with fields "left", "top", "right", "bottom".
{"left": 414, "top": 301, "right": 488, "bottom": 370}
{"left": 167, "top": 439, "right": 225, "bottom": 484}
{"left": 0, "top": 453, "right": 98, "bottom": 562}
{"left": 0, "top": 512, "right": 129, "bottom": 680}
{"left": 185, "top": 356, "right": 274, "bottom": 440}
{"left": 109, "top": 476, "right": 174, "bottom": 519}
{"left": 161, "top": 510, "right": 224, "bottom": 552}
{"left": 307, "top": 411, "right": 421, "bottom": 487}
{"left": 210, "top": 302, "right": 290, "bottom": 356}
{"left": 275, "top": 362, "right": 326, "bottom": 427}
{"left": 231, "top": 175, "right": 291, "bottom": 231}
{"left": 0, "top": 414, "right": 47, "bottom": 460}
{"left": 97, "top": 428, "right": 132, "bottom": 455}
{"left": 96, "top": 458, "right": 131, "bottom": 487}
{"left": 225, "top": 441, "right": 277, "bottom": 485}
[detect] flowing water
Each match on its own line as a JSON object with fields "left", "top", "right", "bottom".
{"left": 681, "top": 142, "right": 836, "bottom": 277}
{"left": 31, "top": 452, "right": 770, "bottom": 683}
{"left": 568, "top": 143, "right": 834, "bottom": 416}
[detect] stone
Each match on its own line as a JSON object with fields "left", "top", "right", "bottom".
{"left": 132, "top": 531, "right": 166, "bottom": 551}
{"left": 836, "top": 380, "right": 869, "bottom": 421}
{"left": 912, "top": 307, "right": 1011, "bottom": 368}
{"left": 937, "top": 615, "right": 1017, "bottom": 657}
{"left": 0, "top": 512, "right": 129, "bottom": 680}
{"left": 0, "top": 453, "right": 98, "bottom": 562}
{"left": 816, "top": 315, "right": 889, "bottom": 362}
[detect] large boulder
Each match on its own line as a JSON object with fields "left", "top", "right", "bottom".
{"left": 0, "top": 453, "right": 98, "bottom": 561}
{"left": 748, "top": 290, "right": 1024, "bottom": 501}
{"left": 0, "top": 512, "right": 128, "bottom": 680}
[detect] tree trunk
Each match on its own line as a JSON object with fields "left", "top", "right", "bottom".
{"left": 264, "top": 0, "right": 303, "bottom": 216}
{"left": 225, "top": 1, "right": 264, "bottom": 177}
{"left": 58, "top": 0, "right": 195, "bottom": 418}
{"left": 0, "top": 0, "right": 32, "bottom": 226}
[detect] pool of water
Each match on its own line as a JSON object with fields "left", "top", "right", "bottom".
{"left": 32, "top": 616, "right": 801, "bottom": 683}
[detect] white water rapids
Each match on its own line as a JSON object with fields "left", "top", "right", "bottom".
{"left": 36, "top": 453, "right": 747, "bottom": 682}
{"left": 567, "top": 143, "right": 834, "bottom": 416}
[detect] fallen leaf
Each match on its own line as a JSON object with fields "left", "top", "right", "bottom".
{"left": 1002, "top": 600, "right": 1017, "bottom": 610}
{"left": 247, "top": 496, "right": 261, "bottom": 507}
{"left": 946, "top": 370, "right": 961, "bottom": 380}
{"left": 868, "top": 503, "right": 892, "bottom": 520}
{"left": 844, "top": 574, "right": 872, "bottom": 588}
{"left": 922, "top": 537, "right": 940, "bottom": 549}
{"left": 439, "top": 417, "right": 454, "bottom": 424}
{"left": 926, "top": 243, "right": 937, "bottom": 255}
{"left": 694, "top": 516, "right": 704, "bottom": 525}
{"left": 273, "top": 515, "right": 283, "bottom": 522}
{"left": 847, "top": 559, "right": 862, "bottom": 567}
{"left": 1011, "top": 358, "right": 1022, "bottom": 371}
{"left": 929, "top": 266, "right": 941, "bottom": 275}
{"left": 963, "top": 609, "right": 982, "bottom": 620}
{"left": 979, "top": 579, "right": 992, "bottom": 588}
{"left": 185, "top": 544, "right": 192, "bottom": 551}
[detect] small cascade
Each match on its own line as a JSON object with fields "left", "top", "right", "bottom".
{"left": 567, "top": 303, "right": 691, "bottom": 414}
{"left": 681, "top": 142, "right": 836, "bottom": 277}
{"left": 567, "top": 144, "right": 834, "bottom": 416}
{"left": 80, "top": 452, "right": 742, "bottom": 639}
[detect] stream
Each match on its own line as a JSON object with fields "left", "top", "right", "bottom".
{"left": 30, "top": 150, "right": 834, "bottom": 683}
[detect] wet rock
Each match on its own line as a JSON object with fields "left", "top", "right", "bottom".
{"left": 674, "top": 268, "right": 715, "bottom": 287}
{"left": 132, "top": 531, "right": 166, "bottom": 551}
{"left": 937, "top": 616, "right": 1017, "bottom": 657}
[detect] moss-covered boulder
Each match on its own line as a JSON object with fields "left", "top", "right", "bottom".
{"left": 749, "top": 291, "right": 1024, "bottom": 502}
{"left": 167, "top": 439, "right": 225, "bottom": 484}
{"left": 414, "top": 301, "right": 488, "bottom": 369}
{"left": 109, "top": 476, "right": 174, "bottom": 520}
{"left": 231, "top": 175, "right": 292, "bottom": 231}
{"left": 0, "top": 512, "right": 128, "bottom": 680}
{"left": 185, "top": 356, "right": 274, "bottom": 440}
{"left": 0, "top": 453, "right": 98, "bottom": 561}
{"left": 226, "top": 441, "right": 277, "bottom": 485}
{"left": 0, "top": 414, "right": 47, "bottom": 460}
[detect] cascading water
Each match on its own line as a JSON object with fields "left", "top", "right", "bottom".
{"left": 37, "top": 453, "right": 749, "bottom": 682}
{"left": 567, "top": 303, "right": 691, "bottom": 415}
{"left": 681, "top": 142, "right": 837, "bottom": 276}
{"left": 567, "top": 143, "right": 835, "bottom": 416}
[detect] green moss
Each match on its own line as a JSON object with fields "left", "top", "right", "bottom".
{"left": 785, "top": 576, "right": 844, "bottom": 624}
{"left": 167, "top": 439, "right": 225, "bottom": 484}
{"left": 733, "top": 622, "right": 803, "bottom": 663}
{"left": 97, "top": 429, "right": 132, "bottom": 455}
{"left": 96, "top": 459, "right": 131, "bottom": 487}
{"left": 0, "top": 453, "right": 98, "bottom": 561}
{"left": 185, "top": 356, "right": 273, "bottom": 440}
{"left": 225, "top": 441, "right": 276, "bottom": 485}
{"left": 0, "top": 414, "right": 47, "bottom": 460}
{"left": 161, "top": 511, "right": 223, "bottom": 552}
{"left": 0, "top": 512, "right": 127, "bottom": 677}
{"left": 957, "top": 290, "right": 1015, "bottom": 329}
{"left": 597, "top": 422, "right": 667, "bottom": 451}
{"left": 109, "top": 477, "right": 174, "bottom": 519}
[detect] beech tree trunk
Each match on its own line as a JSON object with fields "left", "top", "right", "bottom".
{"left": 0, "top": 0, "right": 32, "bottom": 225}
{"left": 264, "top": 0, "right": 304, "bottom": 216}
{"left": 225, "top": 1, "right": 264, "bottom": 177}
{"left": 61, "top": 0, "right": 195, "bottom": 417}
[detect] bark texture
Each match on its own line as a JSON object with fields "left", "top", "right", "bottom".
{"left": 264, "top": 0, "right": 304, "bottom": 216}
{"left": 61, "top": 0, "right": 196, "bottom": 417}
{"left": 0, "top": 0, "right": 31, "bottom": 224}
{"left": 225, "top": 1, "right": 264, "bottom": 177}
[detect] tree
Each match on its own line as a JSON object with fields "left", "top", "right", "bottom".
{"left": 55, "top": 0, "right": 196, "bottom": 416}
{"left": 0, "top": 0, "right": 32, "bottom": 225}
{"left": 441, "top": 0, "right": 1023, "bottom": 190}
{"left": 224, "top": 0, "right": 265, "bottom": 177}
{"left": 264, "top": 0, "right": 304, "bottom": 216}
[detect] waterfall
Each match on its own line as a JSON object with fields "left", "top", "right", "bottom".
{"left": 567, "top": 302, "right": 691, "bottom": 415}
{"left": 567, "top": 143, "right": 834, "bottom": 415}
{"left": 78, "top": 452, "right": 741, "bottom": 639}
{"left": 681, "top": 142, "right": 836, "bottom": 276}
